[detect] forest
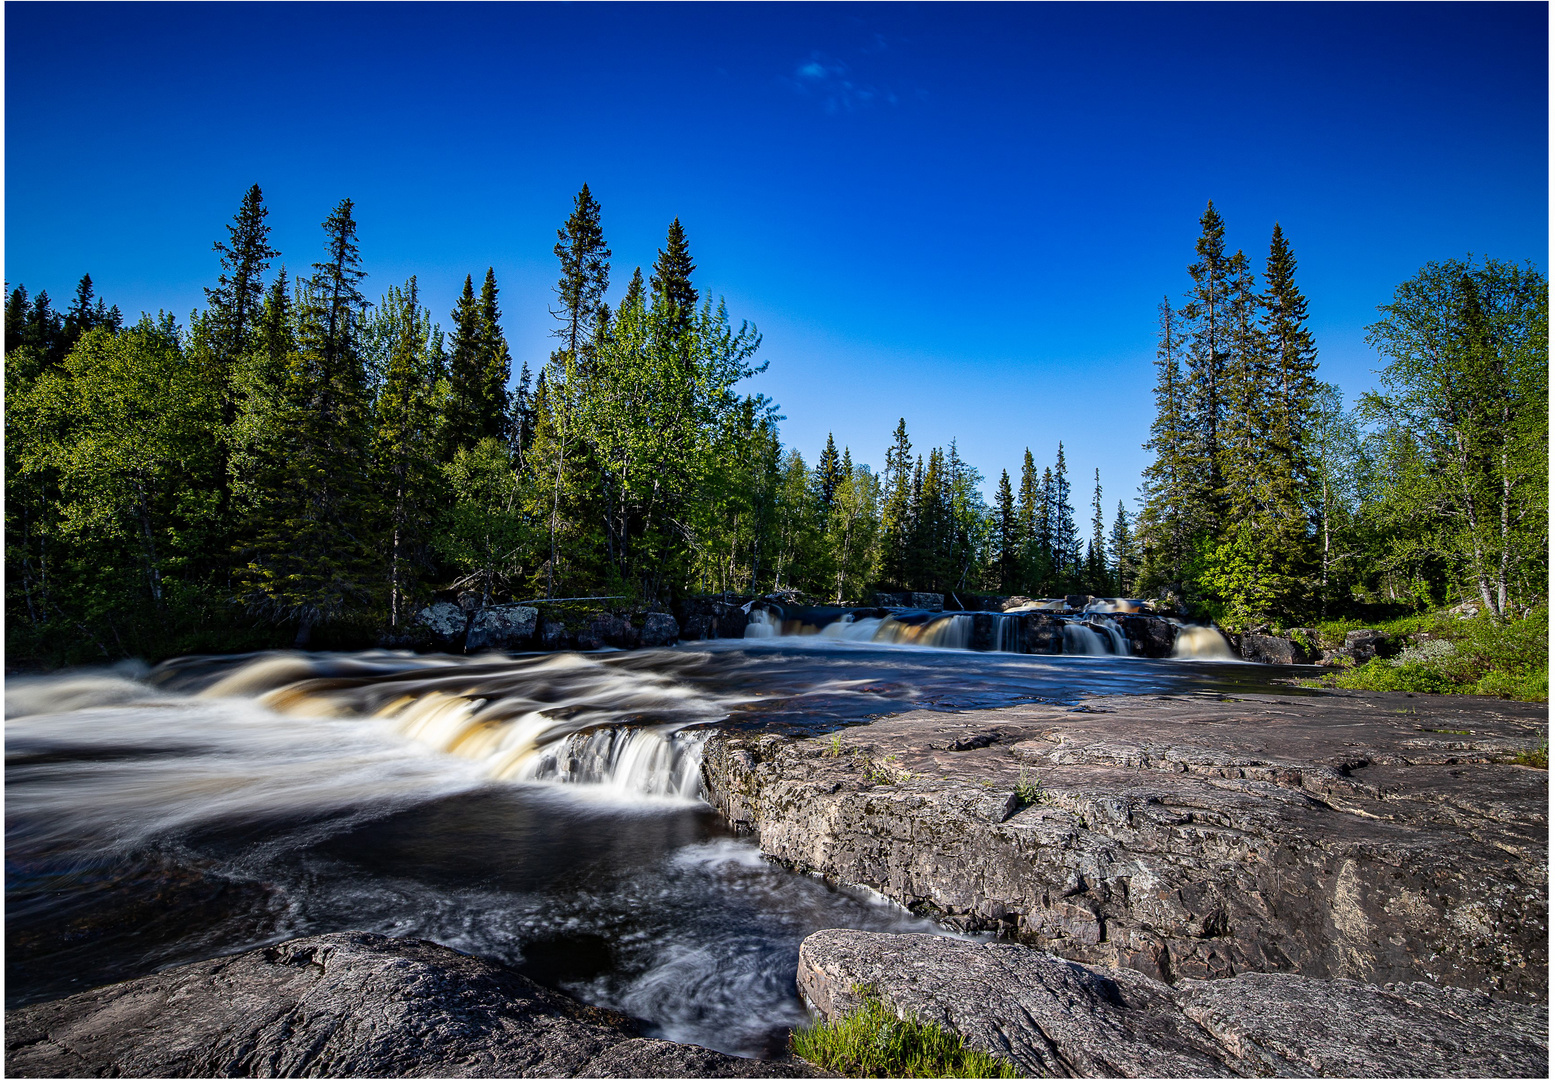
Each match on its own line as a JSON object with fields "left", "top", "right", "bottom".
{"left": 4, "top": 188, "right": 1547, "bottom": 667}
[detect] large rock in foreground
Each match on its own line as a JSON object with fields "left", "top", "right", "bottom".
{"left": 797, "top": 929, "right": 1548, "bottom": 1078}
{"left": 5, "top": 932, "right": 817, "bottom": 1078}
{"left": 702, "top": 691, "right": 1548, "bottom": 1000}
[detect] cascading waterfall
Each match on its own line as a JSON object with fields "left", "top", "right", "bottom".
{"left": 198, "top": 651, "right": 739, "bottom": 800}
{"left": 1062, "top": 621, "right": 1108, "bottom": 655}
{"left": 1091, "top": 616, "right": 1130, "bottom": 656}
{"left": 746, "top": 604, "right": 1144, "bottom": 657}
{"left": 1171, "top": 624, "right": 1238, "bottom": 660}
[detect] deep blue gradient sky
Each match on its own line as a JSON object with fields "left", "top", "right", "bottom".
{"left": 7, "top": 3, "right": 1547, "bottom": 507}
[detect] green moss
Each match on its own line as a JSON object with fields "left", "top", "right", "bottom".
{"left": 790, "top": 993, "right": 1021, "bottom": 1078}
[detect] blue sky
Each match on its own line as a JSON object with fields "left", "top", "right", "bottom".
{"left": 6, "top": 2, "right": 1547, "bottom": 509}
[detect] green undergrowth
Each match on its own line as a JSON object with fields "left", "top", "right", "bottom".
{"left": 790, "top": 993, "right": 1021, "bottom": 1078}
{"left": 1304, "top": 606, "right": 1548, "bottom": 703}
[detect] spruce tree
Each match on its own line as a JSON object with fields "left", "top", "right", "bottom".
{"left": 650, "top": 218, "right": 699, "bottom": 339}
{"left": 1015, "top": 448, "right": 1039, "bottom": 593}
{"left": 1052, "top": 443, "right": 1078, "bottom": 586}
{"left": 1262, "top": 223, "right": 1320, "bottom": 500}
{"left": 996, "top": 469, "right": 1018, "bottom": 592}
{"left": 815, "top": 432, "right": 842, "bottom": 510}
{"left": 241, "top": 198, "right": 376, "bottom": 645}
{"left": 552, "top": 184, "right": 611, "bottom": 360}
{"left": 1136, "top": 296, "right": 1194, "bottom": 597}
{"left": 477, "top": 268, "right": 512, "bottom": 441}
{"left": 443, "top": 275, "right": 483, "bottom": 453}
{"left": 879, "top": 419, "right": 914, "bottom": 588}
{"left": 205, "top": 184, "right": 279, "bottom": 366}
{"left": 1037, "top": 466, "right": 1055, "bottom": 593}
{"left": 1180, "top": 201, "right": 1232, "bottom": 524}
{"left": 1110, "top": 501, "right": 1134, "bottom": 596}
{"left": 509, "top": 359, "right": 536, "bottom": 460}
{"left": 1087, "top": 469, "right": 1106, "bottom": 593}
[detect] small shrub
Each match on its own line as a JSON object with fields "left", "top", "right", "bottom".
{"left": 790, "top": 993, "right": 1021, "bottom": 1078}
{"left": 1013, "top": 768, "right": 1045, "bottom": 807}
{"left": 827, "top": 732, "right": 845, "bottom": 757}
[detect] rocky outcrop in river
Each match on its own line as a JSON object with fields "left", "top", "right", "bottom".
{"left": 701, "top": 691, "right": 1548, "bottom": 1000}
{"left": 797, "top": 929, "right": 1548, "bottom": 1077}
{"left": 5, "top": 932, "right": 818, "bottom": 1078}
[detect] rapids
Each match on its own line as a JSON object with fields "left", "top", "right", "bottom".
{"left": 6, "top": 638, "right": 1299, "bottom": 1057}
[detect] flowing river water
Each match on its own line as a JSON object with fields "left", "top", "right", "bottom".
{"left": 6, "top": 631, "right": 1304, "bottom": 1057}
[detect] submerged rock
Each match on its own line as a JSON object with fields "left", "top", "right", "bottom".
{"left": 5, "top": 932, "right": 819, "bottom": 1078}
{"left": 797, "top": 929, "right": 1548, "bottom": 1078}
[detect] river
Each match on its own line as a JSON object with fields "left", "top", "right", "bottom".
{"left": 5, "top": 638, "right": 1303, "bottom": 1057}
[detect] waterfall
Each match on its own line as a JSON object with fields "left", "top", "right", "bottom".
{"left": 1171, "top": 625, "right": 1238, "bottom": 660}
{"left": 1090, "top": 616, "right": 1131, "bottom": 656}
{"left": 743, "top": 608, "right": 778, "bottom": 638}
{"left": 513, "top": 726, "right": 708, "bottom": 798}
{"left": 199, "top": 651, "right": 739, "bottom": 800}
{"left": 1062, "top": 622, "right": 1107, "bottom": 655}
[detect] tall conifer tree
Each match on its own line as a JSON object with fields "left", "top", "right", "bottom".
{"left": 206, "top": 184, "right": 279, "bottom": 368}
{"left": 650, "top": 218, "right": 698, "bottom": 339}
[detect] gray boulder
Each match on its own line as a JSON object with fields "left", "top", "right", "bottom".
{"left": 577, "top": 613, "right": 637, "bottom": 650}
{"left": 873, "top": 592, "right": 910, "bottom": 608}
{"left": 911, "top": 592, "right": 945, "bottom": 611}
{"left": 1239, "top": 632, "right": 1317, "bottom": 665}
{"left": 465, "top": 604, "right": 538, "bottom": 652}
{"left": 1113, "top": 614, "right": 1178, "bottom": 658}
{"left": 797, "top": 929, "right": 1548, "bottom": 1078}
{"left": 5, "top": 932, "right": 816, "bottom": 1078}
{"left": 675, "top": 598, "right": 749, "bottom": 640}
{"left": 641, "top": 612, "right": 680, "bottom": 647}
{"left": 414, "top": 601, "right": 468, "bottom": 645}
{"left": 1344, "top": 628, "right": 1397, "bottom": 661}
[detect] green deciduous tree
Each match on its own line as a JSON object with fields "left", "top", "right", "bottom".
{"left": 1361, "top": 257, "right": 1547, "bottom": 618}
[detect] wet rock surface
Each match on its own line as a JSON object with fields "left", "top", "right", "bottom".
{"left": 5, "top": 932, "right": 821, "bottom": 1078}
{"left": 702, "top": 690, "right": 1548, "bottom": 1000}
{"left": 466, "top": 604, "right": 539, "bottom": 652}
{"left": 797, "top": 929, "right": 1548, "bottom": 1078}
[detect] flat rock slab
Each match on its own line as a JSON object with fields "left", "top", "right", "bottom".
{"left": 798, "top": 929, "right": 1550, "bottom": 1078}
{"left": 702, "top": 690, "right": 1548, "bottom": 999}
{"left": 5, "top": 932, "right": 821, "bottom": 1078}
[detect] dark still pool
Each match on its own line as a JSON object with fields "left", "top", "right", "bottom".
{"left": 6, "top": 640, "right": 1299, "bottom": 1056}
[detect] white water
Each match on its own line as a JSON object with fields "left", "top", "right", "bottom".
{"left": 1062, "top": 622, "right": 1108, "bottom": 655}
{"left": 194, "top": 650, "right": 742, "bottom": 801}
{"left": 1171, "top": 624, "right": 1239, "bottom": 660}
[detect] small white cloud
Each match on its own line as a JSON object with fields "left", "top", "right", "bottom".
{"left": 785, "top": 51, "right": 896, "bottom": 114}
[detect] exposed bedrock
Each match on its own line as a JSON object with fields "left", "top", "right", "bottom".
{"left": 4, "top": 932, "right": 820, "bottom": 1078}
{"left": 797, "top": 929, "right": 1548, "bottom": 1078}
{"left": 701, "top": 692, "right": 1548, "bottom": 1000}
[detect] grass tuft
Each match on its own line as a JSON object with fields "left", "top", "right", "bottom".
{"left": 790, "top": 993, "right": 1021, "bottom": 1078}
{"left": 1512, "top": 735, "right": 1548, "bottom": 770}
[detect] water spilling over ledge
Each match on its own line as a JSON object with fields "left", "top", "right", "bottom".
{"left": 742, "top": 597, "right": 1235, "bottom": 661}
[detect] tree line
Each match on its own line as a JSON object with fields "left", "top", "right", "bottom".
{"left": 1133, "top": 202, "right": 1546, "bottom": 628}
{"left": 5, "top": 190, "right": 1544, "bottom": 664}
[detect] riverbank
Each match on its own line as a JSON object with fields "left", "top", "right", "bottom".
{"left": 701, "top": 689, "right": 1548, "bottom": 999}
